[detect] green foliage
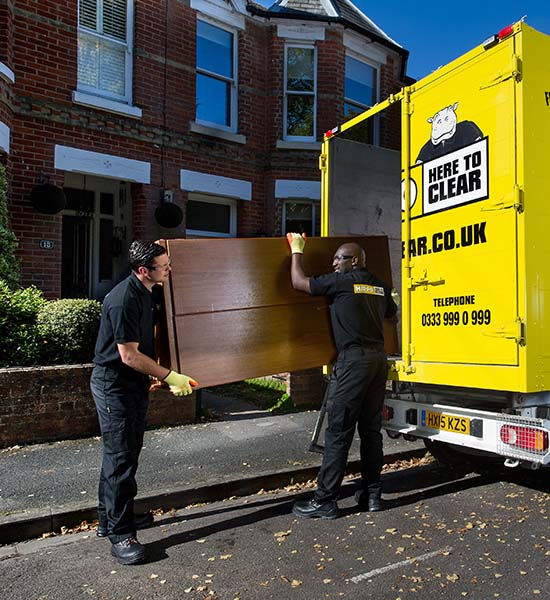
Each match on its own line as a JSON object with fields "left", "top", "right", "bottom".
{"left": 0, "top": 280, "right": 46, "bottom": 367}
{"left": 37, "top": 299, "right": 102, "bottom": 364}
{"left": 0, "top": 164, "right": 19, "bottom": 287}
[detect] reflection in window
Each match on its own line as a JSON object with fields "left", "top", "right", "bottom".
{"left": 196, "top": 20, "right": 235, "bottom": 129}
{"left": 186, "top": 196, "right": 237, "bottom": 237}
{"left": 284, "top": 201, "right": 316, "bottom": 237}
{"left": 343, "top": 56, "right": 378, "bottom": 144}
{"left": 285, "top": 46, "right": 316, "bottom": 140}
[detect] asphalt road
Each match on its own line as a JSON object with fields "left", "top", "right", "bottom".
{"left": 3, "top": 461, "right": 550, "bottom": 600}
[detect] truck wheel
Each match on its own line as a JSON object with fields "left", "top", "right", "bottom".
{"left": 424, "top": 439, "right": 470, "bottom": 466}
{"left": 424, "top": 439, "right": 500, "bottom": 472}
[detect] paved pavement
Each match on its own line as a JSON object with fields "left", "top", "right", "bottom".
{"left": 0, "top": 390, "right": 424, "bottom": 545}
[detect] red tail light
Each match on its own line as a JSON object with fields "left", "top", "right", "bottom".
{"left": 381, "top": 404, "right": 394, "bottom": 421}
{"left": 500, "top": 424, "right": 548, "bottom": 451}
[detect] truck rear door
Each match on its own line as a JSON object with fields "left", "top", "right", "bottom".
{"left": 405, "top": 35, "right": 520, "bottom": 366}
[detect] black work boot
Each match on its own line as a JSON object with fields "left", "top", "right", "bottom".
{"left": 292, "top": 498, "right": 339, "bottom": 520}
{"left": 97, "top": 511, "right": 155, "bottom": 538}
{"left": 110, "top": 536, "right": 146, "bottom": 565}
{"left": 355, "top": 483, "right": 383, "bottom": 512}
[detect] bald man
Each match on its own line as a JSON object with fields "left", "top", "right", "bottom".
{"left": 287, "top": 234, "right": 397, "bottom": 518}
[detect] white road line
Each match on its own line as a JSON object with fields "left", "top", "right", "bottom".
{"left": 349, "top": 545, "right": 453, "bottom": 584}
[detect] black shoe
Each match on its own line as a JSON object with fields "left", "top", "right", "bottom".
{"left": 97, "top": 511, "right": 155, "bottom": 538}
{"left": 110, "top": 536, "right": 146, "bottom": 565}
{"left": 355, "top": 486, "right": 383, "bottom": 512}
{"left": 292, "top": 498, "right": 339, "bottom": 520}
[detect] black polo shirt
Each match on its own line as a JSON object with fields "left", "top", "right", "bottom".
{"left": 310, "top": 268, "right": 397, "bottom": 352}
{"left": 93, "top": 273, "right": 156, "bottom": 383}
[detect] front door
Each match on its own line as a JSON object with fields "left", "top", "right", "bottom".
{"left": 62, "top": 174, "right": 132, "bottom": 299}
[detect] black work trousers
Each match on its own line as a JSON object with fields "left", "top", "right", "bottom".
{"left": 90, "top": 366, "right": 149, "bottom": 543}
{"left": 314, "top": 346, "right": 388, "bottom": 503}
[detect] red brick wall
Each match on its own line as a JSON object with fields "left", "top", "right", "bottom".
{"left": 5, "top": 1, "right": 405, "bottom": 294}
{"left": 0, "top": 365, "right": 196, "bottom": 448}
{"left": 0, "top": 0, "right": 14, "bottom": 67}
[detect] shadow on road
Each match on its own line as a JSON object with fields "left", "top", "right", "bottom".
{"left": 146, "top": 461, "right": 493, "bottom": 563}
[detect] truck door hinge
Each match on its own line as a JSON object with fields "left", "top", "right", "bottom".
{"left": 483, "top": 318, "right": 525, "bottom": 345}
{"left": 319, "top": 154, "right": 327, "bottom": 172}
{"left": 481, "top": 185, "right": 524, "bottom": 213}
{"left": 409, "top": 270, "right": 446, "bottom": 290}
{"left": 480, "top": 54, "right": 522, "bottom": 90}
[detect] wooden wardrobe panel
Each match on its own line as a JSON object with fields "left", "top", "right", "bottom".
{"left": 160, "top": 236, "right": 399, "bottom": 387}
{"left": 164, "top": 236, "right": 394, "bottom": 315}
{"left": 173, "top": 301, "right": 334, "bottom": 388}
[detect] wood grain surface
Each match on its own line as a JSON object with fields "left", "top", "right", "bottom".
{"left": 159, "top": 236, "right": 398, "bottom": 388}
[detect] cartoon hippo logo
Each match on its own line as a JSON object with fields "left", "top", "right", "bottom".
{"left": 416, "top": 102, "right": 483, "bottom": 163}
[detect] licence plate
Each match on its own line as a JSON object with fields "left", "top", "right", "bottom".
{"left": 422, "top": 410, "right": 470, "bottom": 435}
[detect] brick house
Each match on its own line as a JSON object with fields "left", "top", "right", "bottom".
{"left": 0, "top": 0, "right": 408, "bottom": 299}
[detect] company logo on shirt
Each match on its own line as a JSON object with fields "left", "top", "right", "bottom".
{"left": 354, "top": 284, "right": 384, "bottom": 296}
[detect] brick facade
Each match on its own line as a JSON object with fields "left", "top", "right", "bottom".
{"left": 0, "top": 1, "right": 407, "bottom": 411}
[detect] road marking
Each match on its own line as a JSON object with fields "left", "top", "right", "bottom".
{"left": 349, "top": 545, "right": 453, "bottom": 584}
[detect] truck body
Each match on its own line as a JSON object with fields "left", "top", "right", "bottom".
{"left": 321, "top": 21, "right": 550, "bottom": 468}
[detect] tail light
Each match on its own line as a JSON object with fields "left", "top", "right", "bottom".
{"left": 381, "top": 404, "right": 394, "bottom": 421}
{"left": 500, "top": 424, "right": 548, "bottom": 452}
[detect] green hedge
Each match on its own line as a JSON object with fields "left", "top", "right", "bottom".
{"left": 0, "top": 164, "right": 19, "bottom": 288}
{"left": 0, "top": 283, "right": 102, "bottom": 367}
{"left": 0, "top": 280, "right": 46, "bottom": 367}
{"left": 37, "top": 298, "right": 102, "bottom": 364}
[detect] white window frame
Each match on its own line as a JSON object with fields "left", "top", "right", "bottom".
{"left": 344, "top": 51, "right": 381, "bottom": 144}
{"left": 195, "top": 16, "right": 238, "bottom": 133}
{"left": 186, "top": 193, "right": 237, "bottom": 238}
{"left": 282, "top": 200, "right": 317, "bottom": 236}
{"left": 284, "top": 43, "right": 317, "bottom": 142}
{"left": 77, "top": 0, "right": 134, "bottom": 105}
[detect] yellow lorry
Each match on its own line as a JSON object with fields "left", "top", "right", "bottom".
{"left": 321, "top": 20, "right": 550, "bottom": 468}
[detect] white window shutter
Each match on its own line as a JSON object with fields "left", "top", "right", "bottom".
{"left": 103, "top": 0, "right": 127, "bottom": 41}
{"left": 79, "top": 0, "right": 98, "bottom": 31}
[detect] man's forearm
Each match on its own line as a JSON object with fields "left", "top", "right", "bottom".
{"left": 290, "top": 254, "right": 311, "bottom": 293}
{"left": 118, "top": 343, "right": 170, "bottom": 380}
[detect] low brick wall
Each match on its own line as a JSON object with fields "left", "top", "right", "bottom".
{"left": 287, "top": 368, "right": 327, "bottom": 407}
{"left": 0, "top": 365, "right": 196, "bottom": 448}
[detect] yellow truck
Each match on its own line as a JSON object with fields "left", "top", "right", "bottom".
{"left": 321, "top": 20, "right": 550, "bottom": 468}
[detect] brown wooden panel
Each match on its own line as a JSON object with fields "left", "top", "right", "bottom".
{"left": 164, "top": 236, "right": 394, "bottom": 315}
{"left": 174, "top": 302, "right": 334, "bottom": 388}
{"left": 159, "top": 236, "right": 399, "bottom": 387}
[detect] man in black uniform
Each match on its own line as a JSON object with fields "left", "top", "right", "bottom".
{"left": 91, "top": 240, "right": 198, "bottom": 565}
{"left": 286, "top": 233, "right": 397, "bottom": 519}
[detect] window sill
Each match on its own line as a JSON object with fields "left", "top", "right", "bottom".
{"left": 0, "top": 62, "right": 15, "bottom": 84}
{"left": 190, "top": 122, "right": 246, "bottom": 144}
{"left": 72, "top": 91, "right": 142, "bottom": 119}
{"left": 276, "top": 140, "right": 322, "bottom": 150}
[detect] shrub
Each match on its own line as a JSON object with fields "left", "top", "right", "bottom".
{"left": 0, "top": 280, "right": 46, "bottom": 367}
{"left": 37, "top": 299, "right": 102, "bottom": 364}
{"left": 0, "top": 164, "right": 19, "bottom": 287}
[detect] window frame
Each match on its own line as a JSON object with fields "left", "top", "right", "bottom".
{"left": 284, "top": 43, "right": 317, "bottom": 142}
{"left": 195, "top": 16, "right": 238, "bottom": 133}
{"left": 344, "top": 51, "right": 380, "bottom": 143}
{"left": 185, "top": 193, "right": 237, "bottom": 238}
{"left": 77, "top": 0, "right": 134, "bottom": 105}
{"left": 282, "top": 200, "right": 317, "bottom": 237}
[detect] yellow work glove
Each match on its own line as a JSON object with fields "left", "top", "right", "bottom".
{"left": 286, "top": 232, "right": 306, "bottom": 254}
{"left": 164, "top": 371, "right": 199, "bottom": 396}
